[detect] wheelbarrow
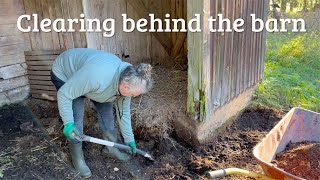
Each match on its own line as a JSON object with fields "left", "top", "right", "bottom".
{"left": 253, "top": 107, "right": 320, "bottom": 180}
{"left": 207, "top": 108, "right": 319, "bottom": 179}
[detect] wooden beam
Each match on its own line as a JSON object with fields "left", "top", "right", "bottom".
{"left": 26, "top": 61, "right": 54, "bottom": 66}
{"left": 30, "top": 84, "right": 56, "bottom": 91}
{"left": 0, "top": 35, "right": 25, "bottom": 46}
{"left": 27, "top": 70, "right": 51, "bottom": 76}
{"left": 0, "top": 15, "right": 20, "bottom": 25}
{"left": 30, "top": 89, "right": 56, "bottom": 96}
{"left": 0, "top": 54, "right": 25, "bottom": 67}
{"left": 0, "top": 76, "right": 29, "bottom": 92}
{"left": 171, "top": 32, "right": 187, "bottom": 56}
{"left": 28, "top": 75, "right": 51, "bottom": 81}
{"left": 0, "top": 85, "right": 30, "bottom": 107}
{"left": 25, "top": 55, "right": 59, "bottom": 61}
{"left": 0, "top": 44, "right": 26, "bottom": 56}
{"left": 127, "top": 0, "right": 173, "bottom": 54}
{"left": 29, "top": 80, "right": 54, "bottom": 86}
{"left": 0, "top": 64, "right": 27, "bottom": 79}
{"left": 24, "top": 50, "right": 65, "bottom": 56}
{"left": 27, "top": 66, "right": 52, "bottom": 71}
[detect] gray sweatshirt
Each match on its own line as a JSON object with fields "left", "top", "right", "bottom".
{"left": 52, "top": 48, "right": 134, "bottom": 143}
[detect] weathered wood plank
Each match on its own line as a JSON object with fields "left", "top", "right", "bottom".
{"left": 29, "top": 80, "right": 54, "bottom": 86}
{"left": 27, "top": 66, "right": 52, "bottom": 71}
{"left": 0, "top": 44, "right": 26, "bottom": 56}
{"left": 236, "top": 0, "right": 243, "bottom": 95}
{"left": 172, "top": 33, "right": 187, "bottom": 56}
{"left": 47, "top": 0, "right": 61, "bottom": 50}
{"left": 0, "top": 15, "right": 20, "bottom": 25}
{"left": 31, "top": 93, "right": 56, "bottom": 101}
{"left": 26, "top": 61, "right": 54, "bottom": 66}
{"left": 0, "top": 76, "right": 29, "bottom": 92}
{"left": 67, "top": 0, "right": 87, "bottom": 48}
{"left": 0, "top": 54, "right": 25, "bottom": 67}
{"left": 25, "top": 55, "right": 59, "bottom": 61}
{"left": 0, "top": 35, "right": 25, "bottom": 46}
{"left": 29, "top": 75, "right": 51, "bottom": 80}
{"left": 0, "top": 85, "right": 30, "bottom": 107}
{"left": 0, "top": 24, "right": 21, "bottom": 36}
{"left": 30, "top": 89, "right": 56, "bottom": 96}
{"left": 56, "top": 0, "right": 74, "bottom": 49}
{"left": 127, "top": 0, "right": 173, "bottom": 54}
{"left": 40, "top": 0, "right": 55, "bottom": 50}
{"left": 27, "top": 70, "right": 51, "bottom": 76}
{"left": 24, "top": 50, "right": 65, "bottom": 56}
{"left": 30, "top": 84, "right": 56, "bottom": 91}
{"left": 0, "top": 0, "right": 25, "bottom": 15}
{"left": 0, "top": 64, "right": 27, "bottom": 79}
{"left": 221, "top": 0, "right": 229, "bottom": 105}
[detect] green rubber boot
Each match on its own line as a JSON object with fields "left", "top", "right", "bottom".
{"left": 69, "top": 142, "right": 92, "bottom": 178}
{"left": 102, "top": 130, "right": 131, "bottom": 162}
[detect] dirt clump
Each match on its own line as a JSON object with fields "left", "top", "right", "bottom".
{"left": 273, "top": 141, "right": 320, "bottom": 179}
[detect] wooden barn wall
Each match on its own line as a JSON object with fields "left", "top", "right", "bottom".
{"left": 208, "top": 0, "right": 268, "bottom": 115}
{"left": 187, "top": 0, "right": 268, "bottom": 121}
{"left": 23, "top": 0, "right": 87, "bottom": 50}
{"left": 0, "top": 0, "right": 31, "bottom": 106}
{"left": 84, "top": 0, "right": 187, "bottom": 65}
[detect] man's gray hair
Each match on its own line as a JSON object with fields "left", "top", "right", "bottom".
{"left": 120, "top": 63, "right": 153, "bottom": 93}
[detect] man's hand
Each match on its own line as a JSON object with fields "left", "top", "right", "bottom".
{"left": 126, "top": 141, "right": 137, "bottom": 154}
{"left": 63, "top": 122, "right": 80, "bottom": 140}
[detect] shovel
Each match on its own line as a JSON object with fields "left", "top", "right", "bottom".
{"left": 72, "top": 133, "right": 154, "bottom": 161}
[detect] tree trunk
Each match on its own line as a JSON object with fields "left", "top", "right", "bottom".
{"left": 303, "top": 0, "right": 307, "bottom": 11}
{"left": 280, "top": 0, "right": 286, "bottom": 12}
{"left": 290, "top": 2, "right": 294, "bottom": 11}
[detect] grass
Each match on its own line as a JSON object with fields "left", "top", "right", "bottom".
{"left": 0, "top": 156, "right": 11, "bottom": 178}
{"left": 252, "top": 31, "right": 320, "bottom": 112}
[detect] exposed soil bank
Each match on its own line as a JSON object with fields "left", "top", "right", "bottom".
{"left": 1, "top": 101, "right": 284, "bottom": 179}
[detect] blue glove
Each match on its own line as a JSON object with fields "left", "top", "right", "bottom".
{"left": 63, "top": 122, "right": 80, "bottom": 140}
{"left": 126, "top": 141, "right": 137, "bottom": 154}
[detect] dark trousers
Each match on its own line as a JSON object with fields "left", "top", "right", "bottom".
{"left": 51, "top": 71, "right": 115, "bottom": 143}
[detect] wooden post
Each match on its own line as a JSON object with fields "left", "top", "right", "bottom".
{"left": 187, "top": 0, "right": 211, "bottom": 121}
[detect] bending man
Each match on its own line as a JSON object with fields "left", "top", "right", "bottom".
{"left": 51, "top": 48, "right": 153, "bottom": 178}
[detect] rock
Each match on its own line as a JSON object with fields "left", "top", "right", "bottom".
{"left": 113, "top": 167, "right": 119, "bottom": 172}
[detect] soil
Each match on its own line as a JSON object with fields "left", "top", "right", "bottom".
{"left": 273, "top": 141, "right": 320, "bottom": 179}
{"left": 1, "top": 101, "right": 284, "bottom": 180}
{"left": 0, "top": 62, "right": 285, "bottom": 180}
{"left": 0, "top": 104, "right": 79, "bottom": 179}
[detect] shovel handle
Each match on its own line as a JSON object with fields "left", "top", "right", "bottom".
{"left": 113, "top": 143, "right": 146, "bottom": 155}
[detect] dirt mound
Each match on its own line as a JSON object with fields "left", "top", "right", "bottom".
{"left": 273, "top": 141, "right": 320, "bottom": 179}
{"left": 189, "top": 108, "right": 284, "bottom": 179}
{"left": 131, "top": 66, "right": 187, "bottom": 139}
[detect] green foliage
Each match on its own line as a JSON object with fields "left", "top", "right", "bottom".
{"left": 253, "top": 32, "right": 320, "bottom": 112}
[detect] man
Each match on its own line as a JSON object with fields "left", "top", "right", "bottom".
{"left": 51, "top": 48, "right": 153, "bottom": 178}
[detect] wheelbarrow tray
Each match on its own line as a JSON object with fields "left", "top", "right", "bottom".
{"left": 253, "top": 108, "right": 320, "bottom": 180}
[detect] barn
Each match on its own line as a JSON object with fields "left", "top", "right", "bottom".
{"left": 0, "top": 0, "right": 268, "bottom": 145}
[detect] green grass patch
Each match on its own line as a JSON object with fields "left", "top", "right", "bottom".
{"left": 253, "top": 31, "right": 320, "bottom": 112}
